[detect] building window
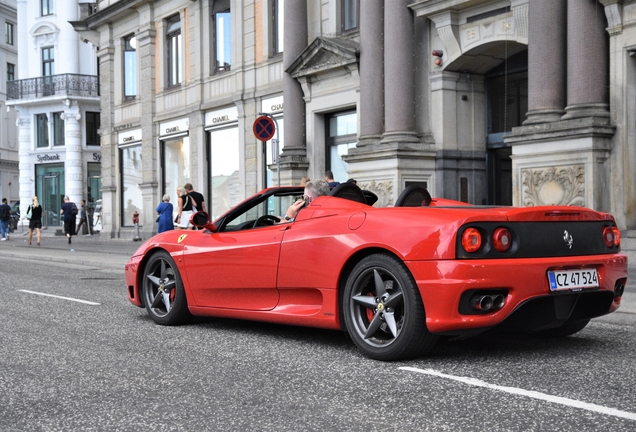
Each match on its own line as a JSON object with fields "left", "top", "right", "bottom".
{"left": 123, "top": 35, "right": 137, "bottom": 98}
{"left": 52, "top": 112, "right": 64, "bottom": 146}
{"left": 42, "top": 47, "right": 54, "bottom": 76}
{"left": 6, "top": 22, "right": 13, "bottom": 45}
{"left": 212, "top": 0, "right": 231, "bottom": 73}
{"left": 341, "top": 0, "right": 359, "bottom": 33}
{"left": 272, "top": 0, "right": 284, "bottom": 55}
{"left": 166, "top": 14, "right": 182, "bottom": 87}
{"left": 36, "top": 114, "right": 49, "bottom": 148}
{"left": 121, "top": 145, "right": 143, "bottom": 226}
{"left": 41, "top": 0, "right": 53, "bottom": 16}
{"left": 162, "top": 137, "right": 191, "bottom": 212}
{"left": 209, "top": 126, "right": 239, "bottom": 218}
{"left": 7, "top": 63, "right": 14, "bottom": 81}
{"left": 326, "top": 110, "right": 357, "bottom": 183}
{"left": 86, "top": 112, "right": 101, "bottom": 146}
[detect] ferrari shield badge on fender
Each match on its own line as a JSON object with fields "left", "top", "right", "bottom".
{"left": 178, "top": 234, "right": 187, "bottom": 244}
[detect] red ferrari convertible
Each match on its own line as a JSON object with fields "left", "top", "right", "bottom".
{"left": 125, "top": 183, "right": 628, "bottom": 361}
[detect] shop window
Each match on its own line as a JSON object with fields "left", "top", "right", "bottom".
{"left": 121, "top": 144, "right": 143, "bottom": 226}
{"left": 166, "top": 15, "right": 182, "bottom": 87}
{"left": 162, "top": 137, "right": 191, "bottom": 204}
{"left": 7, "top": 63, "right": 14, "bottom": 81}
{"left": 326, "top": 110, "right": 357, "bottom": 183}
{"left": 41, "top": 0, "right": 53, "bottom": 16}
{"left": 6, "top": 22, "right": 13, "bottom": 45}
{"left": 271, "top": 0, "right": 284, "bottom": 56}
{"left": 36, "top": 114, "right": 49, "bottom": 148}
{"left": 209, "top": 126, "right": 239, "bottom": 219}
{"left": 52, "top": 112, "right": 64, "bottom": 146}
{"left": 123, "top": 35, "right": 137, "bottom": 99}
{"left": 212, "top": 0, "right": 231, "bottom": 73}
{"left": 341, "top": 0, "right": 359, "bottom": 33}
{"left": 265, "top": 116, "right": 284, "bottom": 187}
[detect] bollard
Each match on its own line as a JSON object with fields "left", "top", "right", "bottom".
{"left": 132, "top": 211, "right": 142, "bottom": 242}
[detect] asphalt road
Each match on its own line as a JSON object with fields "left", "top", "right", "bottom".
{"left": 1, "top": 233, "right": 635, "bottom": 431}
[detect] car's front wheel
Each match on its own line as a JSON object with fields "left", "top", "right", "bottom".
{"left": 343, "top": 253, "right": 438, "bottom": 361}
{"left": 141, "top": 251, "right": 190, "bottom": 325}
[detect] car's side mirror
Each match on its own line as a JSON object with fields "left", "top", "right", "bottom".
{"left": 190, "top": 211, "right": 217, "bottom": 232}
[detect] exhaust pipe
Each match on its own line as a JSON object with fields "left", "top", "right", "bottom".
{"left": 470, "top": 294, "right": 507, "bottom": 312}
{"left": 471, "top": 295, "right": 494, "bottom": 311}
{"left": 491, "top": 294, "right": 506, "bottom": 310}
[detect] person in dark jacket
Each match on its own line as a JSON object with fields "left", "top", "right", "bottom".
{"left": 60, "top": 196, "right": 77, "bottom": 244}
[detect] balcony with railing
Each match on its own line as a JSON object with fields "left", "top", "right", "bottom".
{"left": 7, "top": 74, "right": 100, "bottom": 101}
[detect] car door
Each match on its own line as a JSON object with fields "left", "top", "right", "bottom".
{"left": 182, "top": 224, "right": 284, "bottom": 310}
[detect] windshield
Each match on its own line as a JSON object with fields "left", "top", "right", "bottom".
{"left": 223, "top": 192, "right": 301, "bottom": 231}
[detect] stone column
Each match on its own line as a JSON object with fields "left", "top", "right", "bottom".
{"left": 281, "top": 0, "right": 307, "bottom": 156}
{"left": 383, "top": 0, "right": 418, "bottom": 143}
{"left": 358, "top": 0, "right": 384, "bottom": 146}
{"left": 137, "top": 17, "right": 159, "bottom": 238}
{"left": 16, "top": 113, "right": 33, "bottom": 217}
{"left": 563, "top": 0, "right": 610, "bottom": 119}
{"left": 62, "top": 102, "right": 83, "bottom": 205}
{"left": 524, "top": 0, "right": 567, "bottom": 124}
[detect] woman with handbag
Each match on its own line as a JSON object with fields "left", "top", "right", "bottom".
{"left": 156, "top": 194, "right": 174, "bottom": 234}
{"left": 26, "top": 196, "right": 43, "bottom": 246}
{"left": 175, "top": 186, "right": 193, "bottom": 230}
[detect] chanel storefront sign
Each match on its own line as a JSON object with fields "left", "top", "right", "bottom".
{"left": 118, "top": 128, "right": 142, "bottom": 146}
{"left": 160, "top": 118, "right": 190, "bottom": 138}
{"left": 205, "top": 106, "right": 238, "bottom": 128}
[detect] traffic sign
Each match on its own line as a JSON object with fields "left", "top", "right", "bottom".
{"left": 253, "top": 115, "right": 276, "bottom": 141}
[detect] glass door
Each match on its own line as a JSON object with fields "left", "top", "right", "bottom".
{"left": 42, "top": 175, "right": 61, "bottom": 226}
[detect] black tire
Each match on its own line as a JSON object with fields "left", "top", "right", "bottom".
{"left": 141, "top": 251, "right": 191, "bottom": 325}
{"left": 343, "top": 253, "right": 438, "bottom": 361}
{"left": 536, "top": 319, "right": 590, "bottom": 338}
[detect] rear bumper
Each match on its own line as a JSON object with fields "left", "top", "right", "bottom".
{"left": 406, "top": 254, "right": 628, "bottom": 334}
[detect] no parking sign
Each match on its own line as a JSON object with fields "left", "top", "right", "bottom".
{"left": 253, "top": 115, "right": 276, "bottom": 141}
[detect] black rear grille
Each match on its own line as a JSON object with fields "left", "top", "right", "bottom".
{"left": 456, "top": 221, "right": 619, "bottom": 259}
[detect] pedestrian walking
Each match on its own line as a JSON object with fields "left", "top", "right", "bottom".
{"left": 184, "top": 183, "right": 206, "bottom": 230}
{"left": 0, "top": 198, "right": 11, "bottom": 241}
{"left": 175, "top": 186, "right": 193, "bottom": 230}
{"left": 60, "top": 196, "right": 78, "bottom": 244}
{"left": 26, "top": 196, "right": 43, "bottom": 246}
{"left": 156, "top": 194, "right": 174, "bottom": 234}
{"left": 76, "top": 199, "right": 92, "bottom": 236}
{"left": 324, "top": 170, "right": 340, "bottom": 187}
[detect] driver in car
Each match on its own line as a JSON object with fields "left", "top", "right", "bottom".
{"left": 282, "top": 179, "right": 330, "bottom": 223}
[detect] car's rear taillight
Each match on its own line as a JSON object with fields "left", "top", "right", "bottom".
{"left": 492, "top": 227, "right": 512, "bottom": 253}
{"left": 603, "top": 226, "right": 620, "bottom": 248}
{"left": 462, "top": 228, "right": 482, "bottom": 253}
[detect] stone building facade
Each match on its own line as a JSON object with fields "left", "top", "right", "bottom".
{"left": 7, "top": 0, "right": 100, "bottom": 227}
{"left": 71, "top": 0, "right": 635, "bottom": 240}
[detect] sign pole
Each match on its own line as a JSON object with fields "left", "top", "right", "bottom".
{"left": 257, "top": 112, "right": 280, "bottom": 187}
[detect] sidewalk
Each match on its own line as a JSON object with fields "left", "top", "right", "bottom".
{"left": 1, "top": 225, "right": 634, "bottom": 324}
{"left": 1, "top": 226, "right": 141, "bottom": 270}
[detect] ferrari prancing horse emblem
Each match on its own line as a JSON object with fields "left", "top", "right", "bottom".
{"left": 563, "top": 230, "right": 573, "bottom": 249}
{"left": 178, "top": 234, "right": 187, "bottom": 244}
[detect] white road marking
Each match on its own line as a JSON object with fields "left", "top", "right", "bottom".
{"left": 19, "top": 290, "right": 100, "bottom": 306}
{"left": 399, "top": 367, "right": 636, "bottom": 421}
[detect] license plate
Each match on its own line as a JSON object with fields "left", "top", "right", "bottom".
{"left": 548, "top": 268, "right": 599, "bottom": 291}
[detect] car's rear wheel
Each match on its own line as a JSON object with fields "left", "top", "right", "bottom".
{"left": 343, "top": 253, "right": 438, "bottom": 361}
{"left": 536, "top": 319, "right": 590, "bottom": 338}
{"left": 142, "top": 251, "right": 190, "bottom": 325}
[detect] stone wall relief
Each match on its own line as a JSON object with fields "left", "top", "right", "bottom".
{"left": 359, "top": 180, "right": 394, "bottom": 207}
{"left": 521, "top": 165, "right": 585, "bottom": 207}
